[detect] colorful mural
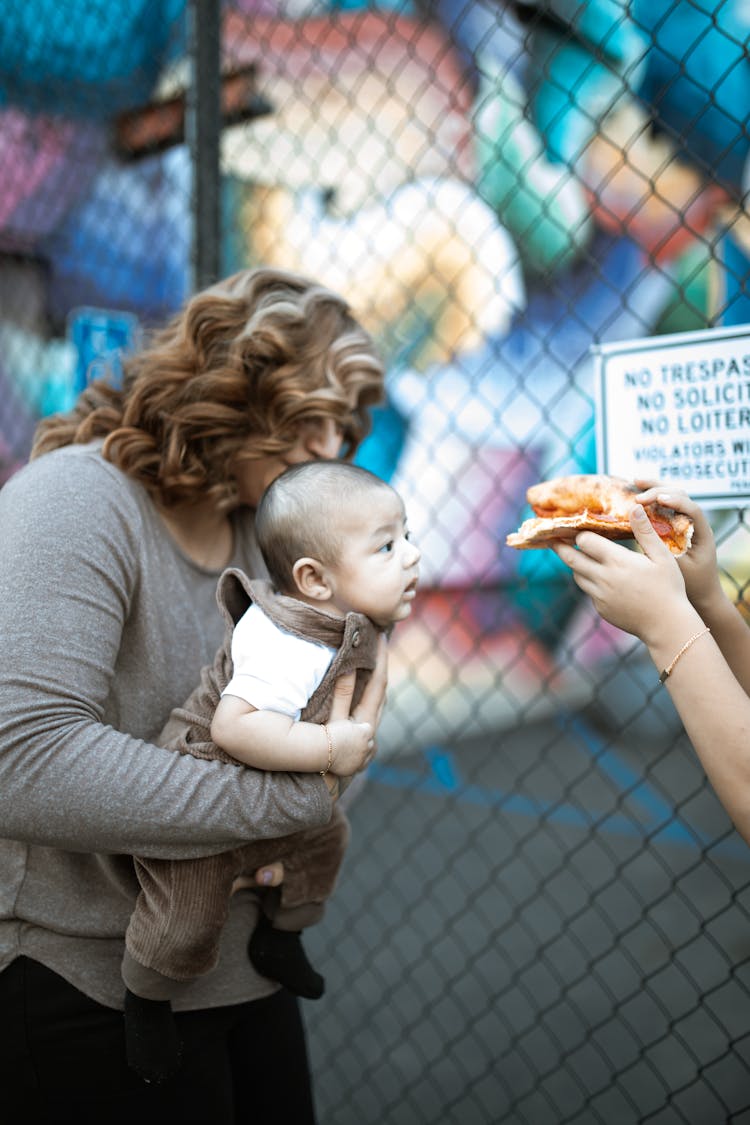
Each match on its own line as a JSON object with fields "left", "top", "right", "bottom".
{"left": 0, "top": 0, "right": 748, "bottom": 743}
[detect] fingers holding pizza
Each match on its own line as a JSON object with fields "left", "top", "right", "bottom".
{"left": 506, "top": 473, "right": 724, "bottom": 642}
{"left": 630, "top": 480, "right": 722, "bottom": 617}
{"left": 506, "top": 474, "right": 694, "bottom": 556}
{"left": 513, "top": 475, "right": 750, "bottom": 848}
{"left": 551, "top": 504, "right": 688, "bottom": 643}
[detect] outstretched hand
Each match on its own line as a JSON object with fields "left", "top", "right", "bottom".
{"left": 553, "top": 505, "right": 688, "bottom": 647}
{"left": 632, "top": 480, "right": 721, "bottom": 615}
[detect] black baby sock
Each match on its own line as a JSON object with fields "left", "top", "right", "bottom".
{"left": 123, "top": 989, "right": 182, "bottom": 1083}
{"left": 248, "top": 913, "right": 325, "bottom": 1000}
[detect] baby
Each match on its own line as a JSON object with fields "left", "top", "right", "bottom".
{"left": 123, "top": 460, "right": 420, "bottom": 1081}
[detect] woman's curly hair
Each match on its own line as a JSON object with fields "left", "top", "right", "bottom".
{"left": 32, "top": 267, "right": 385, "bottom": 510}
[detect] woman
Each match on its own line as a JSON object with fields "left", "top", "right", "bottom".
{"left": 554, "top": 483, "right": 750, "bottom": 846}
{"left": 0, "top": 267, "right": 387, "bottom": 1124}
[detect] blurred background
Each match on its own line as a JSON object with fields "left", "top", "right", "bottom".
{"left": 1, "top": 1, "right": 749, "bottom": 1120}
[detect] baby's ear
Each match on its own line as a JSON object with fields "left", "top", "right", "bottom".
{"left": 291, "top": 557, "right": 332, "bottom": 602}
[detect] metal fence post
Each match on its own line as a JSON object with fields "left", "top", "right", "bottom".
{"left": 186, "top": 0, "right": 221, "bottom": 292}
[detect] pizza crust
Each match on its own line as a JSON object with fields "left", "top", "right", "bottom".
{"left": 506, "top": 474, "right": 694, "bottom": 557}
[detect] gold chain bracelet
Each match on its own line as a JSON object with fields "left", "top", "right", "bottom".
{"left": 658, "top": 627, "right": 711, "bottom": 685}
{"left": 320, "top": 724, "right": 334, "bottom": 776}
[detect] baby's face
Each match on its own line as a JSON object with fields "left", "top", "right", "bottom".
{"left": 326, "top": 490, "right": 420, "bottom": 626}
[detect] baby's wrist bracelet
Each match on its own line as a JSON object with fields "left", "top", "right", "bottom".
{"left": 658, "top": 626, "right": 711, "bottom": 685}
{"left": 320, "top": 724, "right": 334, "bottom": 776}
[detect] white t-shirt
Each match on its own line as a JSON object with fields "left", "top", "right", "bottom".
{"left": 222, "top": 602, "right": 335, "bottom": 719}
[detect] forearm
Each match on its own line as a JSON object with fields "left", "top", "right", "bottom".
{"left": 0, "top": 709, "right": 332, "bottom": 858}
{"left": 212, "top": 704, "right": 330, "bottom": 772}
{"left": 688, "top": 587, "right": 750, "bottom": 696}
{"left": 642, "top": 608, "right": 750, "bottom": 843}
{"left": 554, "top": 515, "right": 750, "bottom": 841}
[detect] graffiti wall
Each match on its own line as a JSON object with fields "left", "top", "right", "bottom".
{"left": 0, "top": 0, "right": 748, "bottom": 744}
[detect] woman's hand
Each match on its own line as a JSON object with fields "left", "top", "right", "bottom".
{"left": 325, "top": 700, "right": 375, "bottom": 777}
{"left": 351, "top": 632, "right": 389, "bottom": 735}
{"left": 325, "top": 634, "right": 389, "bottom": 783}
{"left": 633, "top": 480, "right": 723, "bottom": 616}
{"left": 231, "top": 861, "right": 285, "bottom": 894}
{"left": 553, "top": 506, "right": 690, "bottom": 648}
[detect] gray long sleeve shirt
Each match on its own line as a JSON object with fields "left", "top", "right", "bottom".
{"left": 0, "top": 442, "right": 332, "bottom": 1010}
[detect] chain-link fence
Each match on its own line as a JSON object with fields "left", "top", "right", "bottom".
{"left": 2, "top": 1, "right": 750, "bottom": 1121}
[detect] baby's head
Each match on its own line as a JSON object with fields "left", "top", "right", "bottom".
{"left": 255, "top": 461, "right": 420, "bottom": 627}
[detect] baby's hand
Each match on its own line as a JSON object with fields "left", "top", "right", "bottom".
{"left": 326, "top": 719, "right": 375, "bottom": 777}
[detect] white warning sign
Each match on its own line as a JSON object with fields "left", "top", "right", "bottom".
{"left": 594, "top": 325, "right": 750, "bottom": 509}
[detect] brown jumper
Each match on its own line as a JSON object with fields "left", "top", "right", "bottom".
{"left": 122, "top": 568, "right": 381, "bottom": 1000}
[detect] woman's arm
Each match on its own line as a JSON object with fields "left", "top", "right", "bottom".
{"left": 0, "top": 451, "right": 332, "bottom": 859}
{"left": 554, "top": 506, "right": 750, "bottom": 843}
{"left": 634, "top": 483, "right": 750, "bottom": 694}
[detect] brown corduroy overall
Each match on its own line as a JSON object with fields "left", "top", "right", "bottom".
{"left": 121, "top": 568, "right": 381, "bottom": 1001}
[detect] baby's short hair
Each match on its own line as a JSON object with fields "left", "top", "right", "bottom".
{"left": 255, "top": 461, "right": 395, "bottom": 593}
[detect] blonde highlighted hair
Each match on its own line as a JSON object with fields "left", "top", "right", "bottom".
{"left": 32, "top": 268, "right": 385, "bottom": 510}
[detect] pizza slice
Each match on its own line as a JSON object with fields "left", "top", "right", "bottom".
{"left": 506, "top": 474, "right": 694, "bottom": 557}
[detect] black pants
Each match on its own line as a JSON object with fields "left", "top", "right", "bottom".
{"left": 0, "top": 957, "right": 317, "bottom": 1125}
